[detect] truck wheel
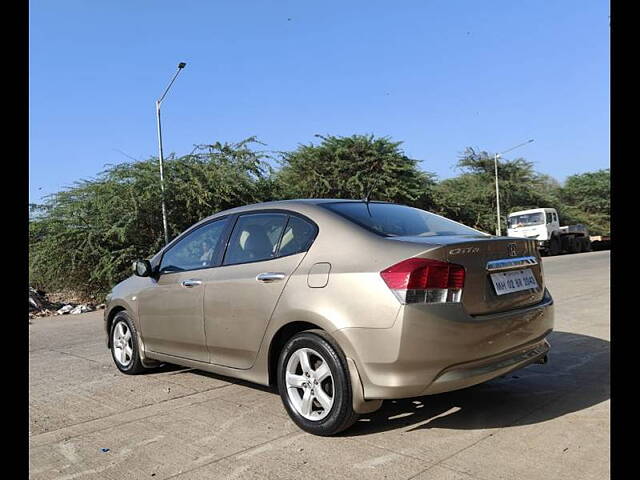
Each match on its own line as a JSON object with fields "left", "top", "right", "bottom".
{"left": 549, "top": 236, "right": 561, "bottom": 256}
{"left": 578, "top": 238, "right": 587, "bottom": 252}
{"left": 568, "top": 237, "right": 580, "bottom": 254}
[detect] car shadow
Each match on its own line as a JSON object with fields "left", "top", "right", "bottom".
{"left": 145, "top": 331, "right": 608, "bottom": 437}
{"left": 147, "top": 363, "right": 187, "bottom": 374}
{"left": 344, "top": 331, "right": 609, "bottom": 436}
{"left": 147, "top": 360, "right": 277, "bottom": 394}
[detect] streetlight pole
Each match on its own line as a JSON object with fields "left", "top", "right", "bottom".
{"left": 494, "top": 151, "right": 501, "bottom": 236}
{"left": 493, "top": 139, "right": 535, "bottom": 236}
{"left": 156, "top": 62, "right": 187, "bottom": 245}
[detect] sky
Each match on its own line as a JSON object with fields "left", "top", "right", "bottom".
{"left": 29, "top": 0, "right": 609, "bottom": 204}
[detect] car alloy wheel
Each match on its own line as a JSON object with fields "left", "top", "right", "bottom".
{"left": 285, "top": 347, "right": 335, "bottom": 421}
{"left": 110, "top": 311, "right": 147, "bottom": 375}
{"left": 112, "top": 319, "right": 134, "bottom": 368}
{"left": 277, "top": 330, "right": 359, "bottom": 435}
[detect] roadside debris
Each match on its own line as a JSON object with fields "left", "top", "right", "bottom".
{"left": 69, "top": 304, "right": 93, "bottom": 315}
{"left": 55, "top": 303, "right": 97, "bottom": 316}
{"left": 29, "top": 287, "right": 62, "bottom": 318}
{"left": 56, "top": 305, "right": 74, "bottom": 315}
{"left": 29, "top": 287, "right": 102, "bottom": 319}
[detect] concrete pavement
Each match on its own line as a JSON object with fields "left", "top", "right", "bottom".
{"left": 29, "top": 250, "right": 610, "bottom": 479}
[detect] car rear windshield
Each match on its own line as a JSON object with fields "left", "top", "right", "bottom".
{"left": 321, "top": 202, "right": 485, "bottom": 237}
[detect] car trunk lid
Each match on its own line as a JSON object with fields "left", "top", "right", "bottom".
{"left": 387, "top": 235, "right": 544, "bottom": 315}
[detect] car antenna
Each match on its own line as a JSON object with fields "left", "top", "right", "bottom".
{"left": 363, "top": 181, "right": 379, "bottom": 217}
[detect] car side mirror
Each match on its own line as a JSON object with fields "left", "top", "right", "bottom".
{"left": 133, "top": 259, "right": 153, "bottom": 277}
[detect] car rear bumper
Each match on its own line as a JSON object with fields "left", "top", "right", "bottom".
{"left": 421, "top": 337, "right": 549, "bottom": 395}
{"left": 333, "top": 288, "right": 554, "bottom": 400}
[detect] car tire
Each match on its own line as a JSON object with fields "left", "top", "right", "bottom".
{"left": 584, "top": 239, "right": 592, "bottom": 252}
{"left": 110, "top": 311, "right": 147, "bottom": 375}
{"left": 277, "top": 329, "right": 359, "bottom": 436}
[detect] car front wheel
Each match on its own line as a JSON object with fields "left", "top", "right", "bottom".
{"left": 277, "top": 330, "right": 359, "bottom": 436}
{"left": 110, "top": 311, "right": 146, "bottom": 374}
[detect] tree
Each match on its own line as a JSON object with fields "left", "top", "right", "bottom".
{"left": 560, "top": 169, "right": 610, "bottom": 235}
{"left": 29, "top": 138, "right": 274, "bottom": 299}
{"left": 29, "top": 131, "right": 610, "bottom": 301}
{"left": 275, "top": 134, "right": 436, "bottom": 208}
{"left": 433, "top": 147, "right": 563, "bottom": 233}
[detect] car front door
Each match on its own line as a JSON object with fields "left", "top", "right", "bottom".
{"left": 203, "top": 212, "right": 318, "bottom": 369}
{"left": 137, "top": 217, "right": 230, "bottom": 362}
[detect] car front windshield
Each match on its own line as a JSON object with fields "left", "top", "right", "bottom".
{"left": 508, "top": 212, "right": 544, "bottom": 228}
{"left": 321, "top": 202, "right": 486, "bottom": 237}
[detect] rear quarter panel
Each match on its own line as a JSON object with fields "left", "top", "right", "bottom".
{"left": 265, "top": 205, "right": 435, "bottom": 332}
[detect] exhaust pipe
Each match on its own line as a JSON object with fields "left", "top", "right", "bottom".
{"left": 535, "top": 354, "right": 548, "bottom": 365}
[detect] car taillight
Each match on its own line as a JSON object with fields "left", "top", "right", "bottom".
{"left": 380, "top": 258, "right": 465, "bottom": 304}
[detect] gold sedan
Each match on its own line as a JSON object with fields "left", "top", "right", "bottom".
{"left": 105, "top": 200, "right": 554, "bottom": 435}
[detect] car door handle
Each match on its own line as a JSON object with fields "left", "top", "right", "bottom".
{"left": 181, "top": 279, "right": 202, "bottom": 288}
{"left": 256, "top": 272, "right": 286, "bottom": 283}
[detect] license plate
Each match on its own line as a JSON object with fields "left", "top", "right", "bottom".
{"left": 490, "top": 268, "right": 539, "bottom": 295}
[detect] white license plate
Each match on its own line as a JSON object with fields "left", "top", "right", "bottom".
{"left": 490, "top": 268, "right": 539, "bottom": 295}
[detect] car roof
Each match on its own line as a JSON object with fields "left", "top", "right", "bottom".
{"left": 154, "top": 198, "right": 399, "bottom": 261}
{"left": 211, "top": 198, "right": 390, "bottom": 214}
{"left": 193, "top": 199, "right": 392, "bottom": 226}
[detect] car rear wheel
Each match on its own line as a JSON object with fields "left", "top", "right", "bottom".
{"left": 110, "top": 311, "right": 146, "bottom": 374}
{"left": 277, "top": 330, "right": 358, "bottom": 436}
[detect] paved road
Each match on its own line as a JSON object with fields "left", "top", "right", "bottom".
{"left": 29, "top": 251, "right": 610, "bottom": 480}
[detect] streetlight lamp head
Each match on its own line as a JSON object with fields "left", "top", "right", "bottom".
{"left": 178, "top": 62, "right": 186, "bottom": 69}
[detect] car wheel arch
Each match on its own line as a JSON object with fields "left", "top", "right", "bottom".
{"left": 106, "top": 305, "right": 144, "bottom": 351}
{"left": 106, "top": 306, "right": 127, "bottom": 348}
{"left": 267, "top": 321, "right": 325, "bottom": 387}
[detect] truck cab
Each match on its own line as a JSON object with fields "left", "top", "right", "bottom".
{"left": 507, "top": 208, "right": 559, "bottom": 243}
{"left": 507, "top": 207, "right": 591, "bottom": 256}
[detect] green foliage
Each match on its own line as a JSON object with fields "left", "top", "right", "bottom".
{"left": 29, "top": 134, "right": 610, "bottom": 301}
{"left": 275, "top": 134, "right": 436, "bottom": 208}
{"left": 29, "top": 138, "right": 274, "bottom": 299}
{"left": 561, "top": 169, "right": 610, "bottom": 214}
{"left": 433, "top": 148, "right": 564, "bottom": 233}
{"left": 559, "top": 169, "right": 610, "bottom": 235}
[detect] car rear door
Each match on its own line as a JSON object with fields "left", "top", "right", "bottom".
{"left": 203, "top": 212, "right": 317, "bottom": 369}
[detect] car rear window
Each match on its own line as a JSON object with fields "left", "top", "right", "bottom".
{"left": 321, "top": 202, "right": 485, "bottom": 237}
{"left": 223, "top": 213, "right": 288, "bottom": 265}
{"left": 278, "top": 216, "right": 317, "bottom": 257}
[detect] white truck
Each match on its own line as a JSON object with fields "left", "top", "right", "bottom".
{"left": 506, "top": 207, "right": 592, "bottom": 256}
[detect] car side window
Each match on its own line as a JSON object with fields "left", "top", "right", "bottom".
{"left": 277, "top": 216, "right": 317, "bottom": 257}
{"left": 160, "top": 218, "right": 228, "bottom": 273}
{"left": 553, "top": 213, "right": 558, "bottom": 222}
{"left": 223, "top": 213, "right": 288, "bottom": 265}
{"left": 546, "top": 213, "right": 553, "bottom": 224}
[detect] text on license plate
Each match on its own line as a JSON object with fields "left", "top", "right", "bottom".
{"left": 490, "top": 268, "right": 539, "bottom": 295}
